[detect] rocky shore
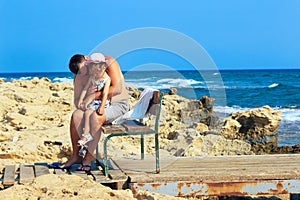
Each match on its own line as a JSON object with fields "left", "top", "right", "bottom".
{"left": 0, "top": 78, "right": 298, "bottom": 199}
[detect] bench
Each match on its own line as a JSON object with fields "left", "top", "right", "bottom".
{"left": 96, "top": 90, "right": 163, "bottom": 177}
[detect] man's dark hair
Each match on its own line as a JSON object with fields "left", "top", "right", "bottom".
{"left": 69, "top": 54, "right": 85, "bottom": 74}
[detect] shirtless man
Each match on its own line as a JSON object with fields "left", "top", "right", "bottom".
{"left": 61, "top": 53, "right": 130, "bottom": 171}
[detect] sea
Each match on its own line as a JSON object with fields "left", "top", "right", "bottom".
{"left": 1, "top": 69, "right": 299, "bottom": 146}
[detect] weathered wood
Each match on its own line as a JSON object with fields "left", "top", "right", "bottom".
{"left": 122, "top": 120, "right": 152, "bottom": 132}
{"left": 108, "top": 169, "right": 128, "bottom": 180}
{"left": 34, "top": 163, "right": 49, "bottom": 177}
{"left": 113, "top": 154, "right": 300, "bottom": 183}
{"left": 54, "top": 168, "right": 67, "bottom": 175}
{"left": 3, "top": 165, "right": 16, "bottom": 187}
{"left": 103, "top": 124, "right": 126, "bottom": 134}
{"left": 19, "top": 165, "right": 34, "bottom": 184}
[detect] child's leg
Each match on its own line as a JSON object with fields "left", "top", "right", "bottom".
{"left": 83, "top": 109, "right": 94, "bottom": 135}
{"left": 78, "top": 109, "right": 94, "bottom": 147}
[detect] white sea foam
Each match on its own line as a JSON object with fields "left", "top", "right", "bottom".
{"left": 213, "top": 106, "right": 250, "bottom": 118}
{"left": 268, "top": 83, "right": 279, "bottom": 88}
{"left": 278, "top": 108, "right": 300, "bottom": 122}
{"left": 53, "top": 77, "right": 73, "bottom": 83}
{"left": 19, "top": 76, "right": 32, "bottom": 80}
{"left": 127, "top": 78, "right": 204, "bottom": 89}
{"left": 156, "top": 78, "right": 203, "bottom": 88}
{"left": 214, "top": 106, "right": 300, "bottom": 123}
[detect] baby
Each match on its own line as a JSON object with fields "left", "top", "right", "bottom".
{"left": 77, "top": 60, "right": 111, "bottom": 153}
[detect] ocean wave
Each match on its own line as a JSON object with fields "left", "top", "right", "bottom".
{"left": 277, "top": 108, "right": 300, "bottom": 122}
{"left": 156, "top": 78, "right": 203, "bottom": 87}
{"left": 53, "top": 77, "right": 73, "bottom": 83}
{"left": 126, "top": 78, "right": 204, "bottom": 90}
{"left": 268, "top": 83, "right": 279, "bottom": 88}
{"left": 126, "top": 82, "right": 161, "bottom": 90}
{"left": 213, "top": 106, "right": 250, "bottom": 117}
{"left": 125, "top": 77, "right": 155, "bottom": 82}
{"left": 214, "top": 105, "right": 300, "bottom": 123}
{"left": 19, "top": 76, "right": 33, "bottom": 80}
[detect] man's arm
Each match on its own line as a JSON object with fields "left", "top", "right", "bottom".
{"left": 73, "top": 75, "right": 81, "bottom": 108}
{"left": 106, "top": 57, "right": 123, "bottom": 98}
{"left": 77, "top": 77, "right": 91, "bottom": 109}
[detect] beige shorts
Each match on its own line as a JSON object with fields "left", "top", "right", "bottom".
{"left": 104, "top": 100, "right": 130, "bottom": 124}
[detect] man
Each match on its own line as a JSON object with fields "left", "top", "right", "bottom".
{"left": 61, "top": 53, "right": 130, "bottom": 171}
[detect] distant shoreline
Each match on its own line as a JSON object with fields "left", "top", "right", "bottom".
{"left": 1, "top": 68, "right": 300, "bottom": 74}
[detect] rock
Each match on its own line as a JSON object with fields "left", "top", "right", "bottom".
{"left": 167, "top": 131, "right": 180, "bottom": 140}
{"left": 200, "top": 96, "right": 214, "bottom": 113}
{"left": 168, "top": 87, "right": 177, "bottom": 95}
{"left": 183, "top": 134, "right": 253, "bottom": 156}
{"left": 221, "top": 106, "right": 282, "bottom": 154}
{"left": 5, "top": 112, "right": 36, "bottom": 128}
{"left": 273, "top": 144, "right": 300, "bottom": 154}
{"left": 50, "top": 82, "right": 62, "bottom": 91}
{"left": 196, "top": 122, "right": 209, "bottom": 133}
{"left": 221, "top": 118, "right": 242, "bottom": 139}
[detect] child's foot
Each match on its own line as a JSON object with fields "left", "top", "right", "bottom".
{"left": 77, "top": 133, "right": 93, "bottom": 146}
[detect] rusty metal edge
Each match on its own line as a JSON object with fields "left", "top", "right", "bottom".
{"left": 130, "top": 179, "right": 300, "bottom": 197}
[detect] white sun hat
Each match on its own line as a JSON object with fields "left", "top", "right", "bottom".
{"left": 90, "top": 53, "right": 106, "bottom": 63}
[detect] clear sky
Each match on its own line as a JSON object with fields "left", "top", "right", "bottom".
{"left": 0, "top": 0, "right": 300, "bottom": 73}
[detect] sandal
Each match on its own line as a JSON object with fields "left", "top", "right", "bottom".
{"left": 76, "top": 163, "right": 91, "bottom": 173}
{"left": 48, "top": 162, "right": 72, "bottom": 170}
{"left": 77, "top": 133, "right": 93, "bottom": 146}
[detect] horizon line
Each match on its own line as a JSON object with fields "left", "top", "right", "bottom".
{"left": 1, "top": 68, "right": 300, "bottom": 74}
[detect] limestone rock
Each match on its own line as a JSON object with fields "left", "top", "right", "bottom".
{"left": 196, "top": 122, "right": 209, "bottom": 133}
{"left": 183, "top": 134, "right": 253, "bottom": 156}
{"left": 168, "top": 87, "right": 177, "bottom": 95}
{"left": 222, "top": 106, "right": 282, "bottom": 154}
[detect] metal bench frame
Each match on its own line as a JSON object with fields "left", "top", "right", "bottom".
{"left": 96, "top": 91, "right": 163, "bottom": 177}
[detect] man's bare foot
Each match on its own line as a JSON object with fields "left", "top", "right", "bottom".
{"left": 60, "top": 156, "right": 82, "bottom": 168}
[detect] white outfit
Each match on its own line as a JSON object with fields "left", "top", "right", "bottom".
{"left": 88, "top": 77, "right": 110, "bottom": 110}
{"left": 112, "top": 88, "right": 158, "bottom": 124}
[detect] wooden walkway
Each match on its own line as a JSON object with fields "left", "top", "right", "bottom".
{"left": 111, "top": 154, "right": 300, "bottom": 197}
{"left": 1, "top": 154, "right": 300, "bottom": 198}
{"left": 0, "top": 161, "right": 127, "bottom": 189}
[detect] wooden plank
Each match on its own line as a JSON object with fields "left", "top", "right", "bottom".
{"left": 54, "top": 168, "right": 68, "bottom": 175}
{"left": 3, "top": 165, "right": 16, "bottom": 187}
{"left": 19, "top": 165, "right": 34, "bottom": 184}
{"left": 103, "top": 124, "right": 126, "bottom": 134}
{"left": 122, "top": 120, "right": 152, "bottom": 132}
{"left": 108, "top": 169, "right": 128, "bottom": 180}
{"left": 112, "top": 154, "right": 300, "bottom": 183}
{"left": 93, "top": 174, "right": 111, "bottom": 183}
{"left": 34, "top": 163, "right": 50, "bottom": 177}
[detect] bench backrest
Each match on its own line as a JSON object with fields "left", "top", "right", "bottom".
{"left": 146, "top": 91, "right": 162, "bottom": 132}
{"left": 147, "top": 91, "right": 161, "bottom": 115}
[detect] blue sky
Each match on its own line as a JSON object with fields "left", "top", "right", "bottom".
{"left": 0, "top": 0, "right": 300, "bottom": 73}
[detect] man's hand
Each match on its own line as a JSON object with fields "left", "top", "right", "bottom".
{"left": 79, "top": 101, "right": 89, "bottom": 110}
{"left": 87, "top": 85, "right": 97, "bottom": 95}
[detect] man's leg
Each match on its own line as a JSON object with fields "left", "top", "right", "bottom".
{"left": 81, "top": 101, "right": 129, "bottom": 168}
{"left": 61, "top": 109, "right": 84, "bottom": 167}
